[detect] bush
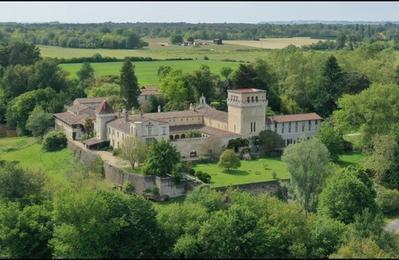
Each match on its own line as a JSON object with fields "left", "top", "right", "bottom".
{"left": 42, "top": 130, "right": 67, "bottom": 151}
{"left": 195, "top": 170, "right": 211, "bottom": 184}
{"left": 123, "top": 182, "right": 136, "bottom": 195}
{"left": 376, "top": 186, "right": 399, "bottom": 214}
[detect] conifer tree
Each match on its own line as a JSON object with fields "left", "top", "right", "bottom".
{"left": 120, "top": 59, "right": 140, "bottom": 109}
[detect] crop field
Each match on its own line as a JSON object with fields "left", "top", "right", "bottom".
{"left": 60, "top": 59, "right": 240, "bottom": 86}
{"left": 224, "top": 37, "right": 325, "bottom": 49}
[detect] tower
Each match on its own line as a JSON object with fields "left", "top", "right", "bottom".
{"left": 95, "top": 100, "right": 116, "bottom": 140}
{"left": 227, "top": 88, "right": 267, "bottom": 137}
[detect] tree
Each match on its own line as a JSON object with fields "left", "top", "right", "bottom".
{"left": 316, "top": 120, "right": 345, "bottom": 162}
{"left": 50, "top": 189, "right": 162, "bottom": 258}
{"left": 0, "top": 203, "right": 53, "bottom": 258}
{"left": 170, "top": 34, "right": 184, "bottom": 45}
{"left": 331, "top": 238, "right": 392, "bottom": 258}
{"left": 76, "top": 62, "right": 95, "bottom": 88}
{"left": 258, "top": 130, "right": 284, "bottom": 156}
{"left": 185, "top": 65, "right": 220, "bottom": 100}
{"left": 0, "top": 162, "right": 48, "bottom": 205}
{"left": 318, "top": 168, "right": 377, "bottom": 224}
{"left": 26, "top": 106, "right": 53, "bottom": 137}
{"left": 83, "top": 118, "right": 94, "bottom": 138}
{"left": 143, "top": 139, "right": 181, "bottom": 177}
{"left": 0, "top": 41, "right": 40, "bottom": 67}
{"left": 333, "top": 84, "right": 399, "bottom": 146}
{"left": 313, "top": 55, "right": 345, "bottom": 117}
{"left": 218, "top": 149, "right": 241, "bottom": 172}
{"left": 119, "top": 136, "right": 147, "bottom": 169}
{"left": 120, "top": 59, "right": 140, "bottom": 109}
{"left": 157, "top": 65, "right": 172, "bottom": 79}
{"left": 281, "top": 138, "right": 330, "bottom": 212}
{"left": 159, "top": 69, "right": 194, "bottom": 111}
{"left": 86, "top": 83, "right": 120, "bottom": 97}
{"left": 42, "top": 130, "right": 67, "bottom": 152}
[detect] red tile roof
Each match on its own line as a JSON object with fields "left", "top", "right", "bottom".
{"left": 228, "top": 88, "right": 265, "bottom": 94}
{"left": 268, "top": 113, "right": 322, "bottom": 123}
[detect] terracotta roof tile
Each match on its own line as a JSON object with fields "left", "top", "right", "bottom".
{"left": 95, "top": 100, "right": 114, "bottom": 114}
{"left": 268, "top": 113, "right": 322, "bottom": 123}
{"left": 228, "top": 88, "right": 266, "bottom": 94}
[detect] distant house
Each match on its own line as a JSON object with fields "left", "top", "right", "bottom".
{"left": 138, "top": 86, "right": 162, "bottom": 105}
{"left": 213, "top": 38, "right": 223, "bottom": 45}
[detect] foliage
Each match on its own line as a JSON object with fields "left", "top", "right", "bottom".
{"left": 194, "top": 170, "right": 211, "bottom": 184}
{"left": 50, "top": 189, "right": 162, "bottom": 258}
{"left": 0, "top": 41, "right": 40, "bottom": 67}
{"left": 143, "top": 139, "right": 181, "bottom": 177}
{"left": 186, "top": 130, "right": 202, "bottom": 138}
{"left": 119, "top": 59, "right": 140, "bottom": 109}
{"left": 0, "top": 202, "right": 54, "bottom": 258}
{"left": 333, "top": 83, "right": 399, "bottom": 146}
{"left": 42, "top": 130, "right": 67, "bottom": 152}
{"left": 123, "top": 182, "right": 136, "bottom": 195}
{"left": 218, "top": 149, "right": 241, "bottom": 172}
{"left": 226, "top": 138, "right": 249, "bottom": 151}
{"left": 0, "top": 162, "right": 48, "bottom": 205}
{"left": 26, "top": 106, "right": 53, "bottom": 137}
{"left": 331, "top": 238, "right": 392, "bottom": 258}
{"left": 282, "top": 138, "right": 330, "bottom": 212}
{"left": 376, "top": 185, "right": 399, "bottom": 214}
{"left": 170, "top": 34, "right": 184, "bottom": 45}
{"left": 318, "top": 168, "right": 377, "bottom": 224}
{"left": 316, "top": 120, "right": 345, "bottom": 162}
{"left": 258, "top": 130, "right": 284, "bottom": 156}
{"left": 76, "top": 62, "right": 95, "bottom": 88}
{"left": 119, "top": 136, "right": 147, "bottom": 169}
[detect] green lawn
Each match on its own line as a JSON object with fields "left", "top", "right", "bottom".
{"left": 60, "top": 60, "right": 240, "bottom": 86}
{"left": 193, "top": 157, "right": 290, "bottom": 188}
{"left": 194, "top": 152, "right": 366, "bottom": 188}
{"left": 0, "top": 137, "right": 79, "bottom": 184}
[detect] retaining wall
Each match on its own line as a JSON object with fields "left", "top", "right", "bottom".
{"left": 214, "top": 179, "right": 289, "bottom": 196}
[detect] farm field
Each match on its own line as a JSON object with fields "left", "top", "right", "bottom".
{"left": 224, "top": 37, "right": 325, "bottom": 49}
{"left": 0, "top": 136, "right": 80, "bottom": 185}
{"left": 60, "top": 60, "right": 240, "bottom": 85}
{"left": 193, "top": 151, "right": 365, "bottom": 188}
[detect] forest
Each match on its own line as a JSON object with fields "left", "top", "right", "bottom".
{"left": 1, "top": 22, "right": 399, "bottom": 49}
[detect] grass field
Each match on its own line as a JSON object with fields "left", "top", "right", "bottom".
{"left": 0, "top": 137, "right": 79, "bottom": 184}
{"left": 224, "top": 37, "right": 325, "bottom": 49}
{"left": 60, "top": 60, "right": 240, "bottom": 85}
{"left": 193, "top": 152, "right": 365, "bottom": 188}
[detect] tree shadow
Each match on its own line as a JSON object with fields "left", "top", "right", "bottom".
{"left": 223, "top": 169, "right": 249, "bottom": 176}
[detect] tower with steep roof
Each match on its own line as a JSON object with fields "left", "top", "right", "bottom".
{"left": 94, "top": 100, "right": 116, "bottom": 140}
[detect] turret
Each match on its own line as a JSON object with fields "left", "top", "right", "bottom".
{"left": 95, "top": 100, "right": 116, "bottom": 140}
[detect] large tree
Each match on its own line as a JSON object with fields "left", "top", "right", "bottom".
{"left": 143, "top": 139, "right": 181, "bottom": 177}
{"left": 281, "top": 138, "right": 330, "bottom": 212}
{"left": 76, "top": 62, "right": 95, "bottom": 88}
{"left": 258, "top": 130, "right": 284, "bottom": 156}
{"left": 26, "top": 106, "right": 53, "bottom": 137}
{"left": 316, "top": 120, "right": 345, "bottom": 162}
{"left": 119, "top": 59, "right": 140, "bottom": 109}
{"left": 218, "top": 149, "right": 241, "bottom": 172}
{"left": 318, "top": 168, "right": 377, "bottom": 224}
{"left": 50, "top": 189, "right": 162, "bottom": 258}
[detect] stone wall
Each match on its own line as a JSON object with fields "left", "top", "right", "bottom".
{"left": 214, "top": 179, "right": 288, "bottom": 196}
{"left": 172, "top": 136, "right": 229, "bottom": 160}
{"left": 67, "top": 139, "right": 193, "bottom": 198}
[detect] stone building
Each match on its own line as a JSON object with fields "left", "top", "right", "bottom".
{"left": 54, "top": 88, "right": 322, "bottom": 160}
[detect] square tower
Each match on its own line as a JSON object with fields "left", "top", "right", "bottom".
{"left": 227, "top": 88, "right": 267, "bottom": 137}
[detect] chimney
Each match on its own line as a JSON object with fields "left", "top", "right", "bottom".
{"left": 157, "top": 105, "right": 161, "bottom": 113}
{"left": 122, "top": 108, "right": 128, "bottom": 122}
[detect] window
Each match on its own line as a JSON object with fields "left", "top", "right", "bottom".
{"left": 253, "top": 122, "right": 256, "bottom": 132}
{"left": 308, "top": 120, "right": 311, "bottom": 131}
{"left": 288, "top": 122, "right": 291, "bottom": 133}
{"left": 315, "top": 120, "right": 318, "bottom": 125}
{"left": 250, "top": 122, "right": 253, "bottom": 132}
{"left": 162, "top": 127, "right": 166, "bottom": 135}
{"left": 282, "top": 123, "right": 285, "bottom": 133}
{"left": 295, "top": 122, "right": 298, "bottom": 132}
{"left": 274, "top": 123, "right": 277, "bottom": 131}
{"left": 251, "top": 96, "right": 254, "bottom": 102}
{"left": 302, "top": 122, "right": 305, "bottom": 132}
{"left": 247, "top": 97, "right": 250, "bottom": 103}
{"left": 148, "top": 126, "right": 152, "bottom": 136}
{"left": 256, "top": 96, "right": 258, "bottom": 102}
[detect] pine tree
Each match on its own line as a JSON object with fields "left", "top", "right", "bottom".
{"left": 120, "top": 59, "right": 140, "bottom": 109}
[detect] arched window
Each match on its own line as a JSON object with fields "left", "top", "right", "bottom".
{"left": 175, "top": 135, "right": 180, "bottom": 140}
{"left": 251, "top": 96, "right": 254, "bottom": 102}
{"left": 247, "top": 97, "right": 250, "bottom": 103}
{"left": 169, "top": 135, "right": 174, "bottom": 140}
{"left": 181, "top": 134, "right": 186, "bottom": 139}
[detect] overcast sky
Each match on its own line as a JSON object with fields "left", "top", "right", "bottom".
{"left": 0, "top": 1, "right": 398, "bottom": 23}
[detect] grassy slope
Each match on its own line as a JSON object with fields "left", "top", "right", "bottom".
{"left": 193, "top": 152, "right": 365, "bottom": 188}
{"left": 0, "top": 137, "right": 78, "bottom": 184}
{"left": 60, "top": 60, "right": 240, "bottom": 86}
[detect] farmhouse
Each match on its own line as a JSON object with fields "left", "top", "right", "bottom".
{"left": 54, "top": 88, "right": 322, "bottom": 160}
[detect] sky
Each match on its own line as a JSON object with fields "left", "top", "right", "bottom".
{"left": 0, "top": 1, "right": 398, "bottom": 24}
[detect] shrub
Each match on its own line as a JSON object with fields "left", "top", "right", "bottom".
{"left": 376, "top": 186, "right": 399, "bottom": 214}
{"left": 195, "top": 171, "right": 211, "bottom": 184}
{"left": 42, "top": 130, "right": 67, "bottom": 151}
{"left": 218, "top": 149, "right": 241, "bottom": 172}
{"left": 123, "top": 182, "right": 136, "bottom": 195}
